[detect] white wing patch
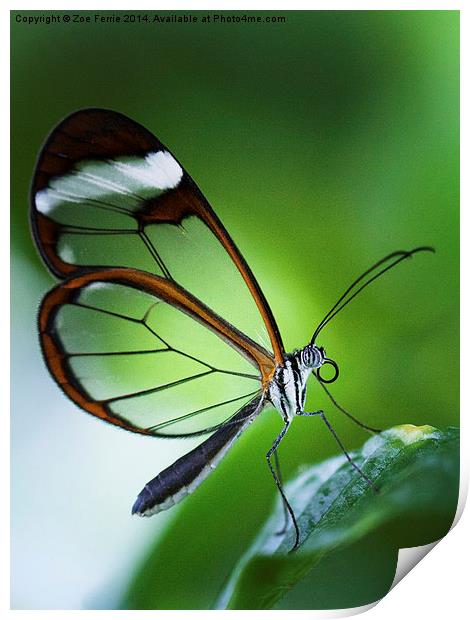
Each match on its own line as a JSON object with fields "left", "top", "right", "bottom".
{"left": 114, "top": 151, "right": 183, "bottom": 190}
{"left": 59, "top": 243, "right": 76, "bottom": 264}
{"left": 35, "top": 150, "right": 183, "bottom": 215}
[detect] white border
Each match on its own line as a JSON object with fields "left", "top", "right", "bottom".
{"left": 5, "top": 1, "right": 464, "bottom": 617}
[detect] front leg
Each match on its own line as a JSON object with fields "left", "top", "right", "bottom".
{"left": 296, "top": 409, "right": 379, "bottom": 493}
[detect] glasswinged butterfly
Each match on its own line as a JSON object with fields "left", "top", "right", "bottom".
{"left": 30, "top": 109, "right": 433, "bottom": 550}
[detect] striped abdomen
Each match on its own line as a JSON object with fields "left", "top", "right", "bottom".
{"left": 132, "top": 396, "right": 263, "bottom": 516}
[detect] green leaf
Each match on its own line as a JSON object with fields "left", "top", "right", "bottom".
{"left": 216, "top": 425, "right": 459, "bottom": 610}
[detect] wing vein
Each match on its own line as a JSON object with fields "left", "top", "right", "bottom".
{"left": 138, "top": 229, "right": 173, "bottom": 279}
{"left": 146, "top": 390, "right": 260, "bottom": 432}
{"left": 104, "top": 369, "right": 215, "bottom": 403}
{"left": 51, "top": 189, "right": 134, "bottom": 216}
{"left": 142, "top": 323, "right": 214, "bottom": 369}
{"left": 67, "top": 347, "right": 169, "bottom": 357}
{"left": 72, "top": 301, "right": 142, "bottom": 324}
{"left": 61, "top": 226, "right": 137, "bottom": 235}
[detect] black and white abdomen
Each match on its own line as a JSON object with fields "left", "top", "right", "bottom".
{"left": 132, "top": 396, "right": 263, "bottom": 517}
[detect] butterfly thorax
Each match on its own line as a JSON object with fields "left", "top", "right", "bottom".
{"left": 268, "top": 344, "right": 325, "bottom": 422}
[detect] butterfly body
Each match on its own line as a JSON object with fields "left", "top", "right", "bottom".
{"left": 132, "top": 345, "right": 327, "bottom": 517}
{"left": 132, "top": 396, "right": 263, "bottom": 517}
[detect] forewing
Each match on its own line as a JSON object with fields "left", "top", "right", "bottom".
{"left": 39, "top": 268, "right": 273, "bottom": 436}
{"left": 31, "top": 109, "right": 284, "bottom": 361}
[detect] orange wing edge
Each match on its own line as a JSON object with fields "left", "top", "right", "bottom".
{"left": 38, "top": 267, "right": 276, "bottom": 435}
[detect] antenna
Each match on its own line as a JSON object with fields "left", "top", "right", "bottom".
{"left": 311, "top": 247, "right": 434, "bottom": 342}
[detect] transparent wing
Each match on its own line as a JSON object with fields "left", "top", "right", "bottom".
{"left": 31, "top": 108, "right": 284, "bottom": 362}
{"left": 39, "top": 268, "right": 273, "bottom": 436}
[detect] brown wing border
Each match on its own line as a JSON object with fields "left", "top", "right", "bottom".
{"left": 39, "top": 267, "right": 276, "bottom": 436}
{"left": 30, "top": 108, "right": 285, "bottom": 363}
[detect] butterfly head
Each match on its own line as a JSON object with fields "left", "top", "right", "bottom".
{"left": 301, "top": 344, "right": 339, "bottom": 384}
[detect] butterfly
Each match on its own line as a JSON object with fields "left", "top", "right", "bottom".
{"left": 30, "top": 109, "right": 433, "bottom": 550}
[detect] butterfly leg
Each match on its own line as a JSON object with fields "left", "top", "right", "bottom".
{"left": 266, "top": 420, "right": 300, "bottom": 551}
{"left": 273, "top": 450, "right": 289, "bottom": 535}
{"left": 297, "top": 410, "right": 379, "bottom": 493}
{"left": 314, "top": 374, "right": 382, "bottom": 433}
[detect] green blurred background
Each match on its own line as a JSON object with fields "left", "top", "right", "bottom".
{"left": 11, "top": 10, "right": 458, "bottom": 610}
